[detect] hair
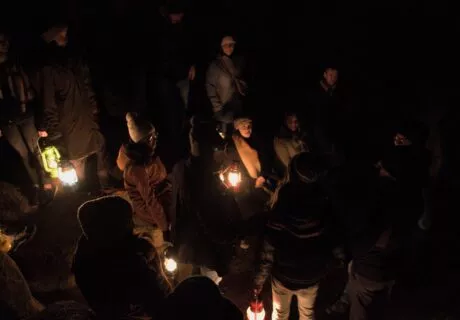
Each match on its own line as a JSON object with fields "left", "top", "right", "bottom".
{"left": 269, "top": 152, "right": 320, "bottom": 208}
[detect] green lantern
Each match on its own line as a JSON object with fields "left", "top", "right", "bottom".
{"left": 40, "top": 145, "right": 61, "bottom": 178}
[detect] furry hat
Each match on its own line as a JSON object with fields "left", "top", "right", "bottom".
{"left": 233, "top": 117, "right": 252, "bottom": 130}
{"left": 126, "top": 112, "right": 156, "bottom": 143}
{"left": 77, "top": 196, "right": 133, "bottom": 242}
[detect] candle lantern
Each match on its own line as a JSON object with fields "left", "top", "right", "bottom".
{"left": 246, "top": 294, "right": 266, "bottom": 320}
{"left": 219, "top": 163, "right": 242, "bottom": 190}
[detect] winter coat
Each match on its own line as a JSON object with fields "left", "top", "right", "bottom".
{"left": 173, "top": 157, "right": 239, "bottom": 273}
{"left": 274, "top": 126, "right": 312, "bottom": 170}
{"left": 0, "top": 253, "right": 45, "bottom": 319}
{"left": 304, "top": 83, "right": 343, "bottom": 154}
{"left": 153, "top": 12, "right": 195, "bottom": 82}
{"left": 206, "top": 55, "right": 246, "bottom": 114}
{"left": 72, "top": 235, "right": 168, "bottom": 319}
{"left": 254, "top": 183, "right": 334, "bottom": 291}
{"left": 122, "top": 143, "right": 172, "bottom": 231}
{"left": 35, "top": 49, "right": 103, "bottom": 160}
{"left": 0, "top": 61, "right": 36, "bottom": 125}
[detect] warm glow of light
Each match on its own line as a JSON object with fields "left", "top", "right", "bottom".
{"left": 58, "top": 167, "right": 78, "bottom": 186}
{"left": 219, "top": 173, "right": 225, "bottom": 182}
{"left": 49, "top": 159, "right": 58, "bottom": 169}
{"left": 246, "top": 307, "right": 265, "bottom": 320}
{"left": 228, "top": 171, "right": 241, "bottom": 187}
{"left": 164, "top": 258, "right": 177, "bottom": 273}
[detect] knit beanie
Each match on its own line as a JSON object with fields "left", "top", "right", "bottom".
{"left": 77, "top": 196, "right": 133, "bottom": 242}
{"left": 221, "top": 36, "right": 236, "bottom": 47}
{"left": 126, "top": 112, "right": 155, "bottom": 143}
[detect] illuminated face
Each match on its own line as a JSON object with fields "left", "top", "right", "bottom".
{"left": 221, "top": 36, "right": 236, "bottom": 56}
{"left": 0, "top": 34, "right": 9, "bottom": 63}
{"left": 323, "top": 68, "right": 338, "bottom": 87}
{"left": 238, "top": 122, "right": 252, "bottom": 138}
{"left": 286, "top": 115, "right": 299, "bottom": 132}
{"left": 394, "top": 133, "right": 412, "bottom": 146}
{"left": 55, "top": 27, "right": 68, "bottom": 47}
{"left": 169, "top": 13, "right": 184, "bottom": 24}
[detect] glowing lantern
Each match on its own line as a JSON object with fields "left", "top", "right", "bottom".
{"left": 58, "top": 161, "right": 78, "bottom": 186}
{"left": 164, "top": 247, "right": 178, "bottom": 274}
{"left": 40, "top": 145, "right": 61, "bottom": 178}
{"left": 219, "top": 163, "right": 242, "bottom": 190}
{"left": 246, "top": 294, "right": 265, "bottom": 320}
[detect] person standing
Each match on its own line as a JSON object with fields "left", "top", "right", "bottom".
{"left": 34, "top": 24, "right": 110, "bottom": 191}
{"left": 253, "top": 153, "right": 334, "bottom": 320}
{"left": 206, "top": 35, "right": 247, "bottom": 137}
{"left": 0, "top": 30, "right": 53, "bottom": 205}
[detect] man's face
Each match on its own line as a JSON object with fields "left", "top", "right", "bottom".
{"left": 394, "top": 133, "right": 412, "bottom": 146}
{"left": 169, "top": 13, "right": 184, "bottom": 24}
{"left": 286, "top": 116, "right": 299, "bottom": 132}
{"left": 323, "top": 68, "right": 338, "bottom": 87}
{"left": 238, "top": 123, "right": 252, "bottom": 138}
{"left": 0, "top": 34, "right": 9, "bottom": 63}
{"left": 221, "top": 37, "right": 236, "bottom": 56}
{"left": 54, "top": 28, "right": 68, "bottom": 47}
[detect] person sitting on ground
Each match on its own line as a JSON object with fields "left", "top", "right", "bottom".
{"left": 253, "top": 152, "right": 335, "bottom": 320}
{"left": 163, "top": 276, "right": 243, "bottom": 320}
{"left": 1, "top": 239, "right": 45, "bottom": 319}
{"left": 72, "top": 196, "right": 170, "bottom": 320}
{"left": 116, "top": 112, "right": 172, "bottom": 248}
{"left": 274, "top": 112, "right": 314, "bottom": 174}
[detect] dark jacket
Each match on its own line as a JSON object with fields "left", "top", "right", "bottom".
{"left": 305, "top": 83, "right": 343, "bottom": 154}
{"left": 35, "top": 46, "right": 103, "bottom": 160}
{"left": 174, "top": 157, "right": 240, "bottom": 273}
{"left": 153, "top": 11, "right": 195, "bottom": 82}
{"left": 349, "top": 168, "right": 422, "bottom": 282}
{"left": 0, "top": 61, "right": 36, "bottom": 125}
{"left": 254, "top": 183, "right": 334, "bottom": 290}
{"left": 72, "top": 235, "right": 168, "bottom": 320}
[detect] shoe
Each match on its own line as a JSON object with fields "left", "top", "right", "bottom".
{"left": 240, "top": 239, "right": 250, "bottom": 250}
{"left": 10, "top": 224, "right": 37, "bottom": 253}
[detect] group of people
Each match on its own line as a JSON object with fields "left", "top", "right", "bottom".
{"left": 0, "top": 1, "right": 438, "bottom": 320}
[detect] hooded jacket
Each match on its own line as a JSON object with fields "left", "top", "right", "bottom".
{"left": 121, "top": 143, "right": 172, "bottom": 231}
{"left": 254, "top": 183, "right": 334, "bottom": 290}
{"left": 72, "top": 196, "right": 169, "bottom": 319}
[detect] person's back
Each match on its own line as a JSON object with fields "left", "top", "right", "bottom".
{"left": 72, "top": 196, "right": 168, "bottom": 320}
{"left": 263, "top": 183, "right": 332, "bottom": 289}
{"left": 254, "top": 153, "right": 333, "bottom": 320}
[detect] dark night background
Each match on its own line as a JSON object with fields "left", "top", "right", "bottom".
{"left": 2, "top": 0, "right": 457, "bottom": 124}
{"left": 1, "top": 1, "right": 460, "bottom": 318}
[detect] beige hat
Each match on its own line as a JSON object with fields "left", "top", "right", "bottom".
{"left": 234, "top": 117, "right": 252, "bottom": 130}
{"left": 221, "top": 36, "right": 236, "bottom": 47}
{"left": 126, "top": 112, "right": 155, "bottom": 143}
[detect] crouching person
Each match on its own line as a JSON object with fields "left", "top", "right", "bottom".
{"left": 253, "top": 153, "right": 334, "bottom": 320}
{"left": 72, "top": 196, "right": 170, "bottom": 320}
{"left": 117, "top": 112, "right": 172, "bottom": 248}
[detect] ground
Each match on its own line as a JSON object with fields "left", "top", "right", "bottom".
{"left": 8, "top": 186, "right": 460, "bottom": 320}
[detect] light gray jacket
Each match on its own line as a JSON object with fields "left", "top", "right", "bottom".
{"left": 205, "top": 56, "right": 245, "bottom": 113}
